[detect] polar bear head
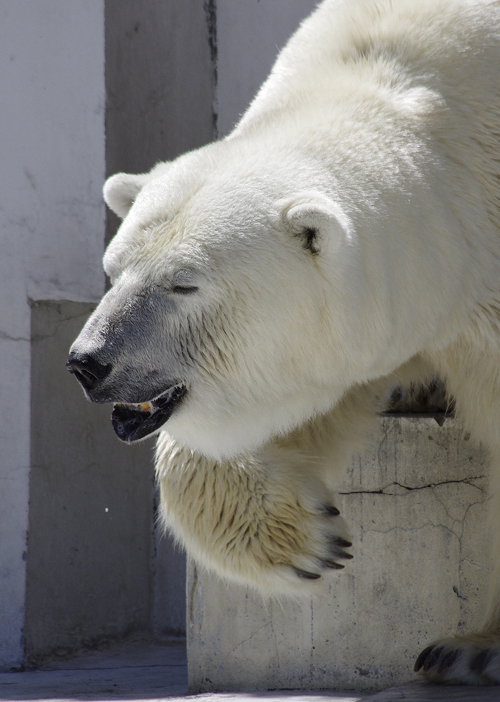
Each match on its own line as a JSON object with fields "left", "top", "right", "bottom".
{"left": 68, "top": 139, "right": 357, "bottom": 459}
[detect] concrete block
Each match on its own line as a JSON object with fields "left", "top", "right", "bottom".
{"left": 25, "top": 301, "right": 155, "bottom": 661}
{"left": 187, "top": 416, "right": 490, "bottom": 691}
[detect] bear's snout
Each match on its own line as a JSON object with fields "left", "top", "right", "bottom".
{"left": 66, "top": 351, "right": 112, "bottom": 395}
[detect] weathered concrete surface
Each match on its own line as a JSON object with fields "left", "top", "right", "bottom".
{"left": 0, "top": 0, "right": 105, "bottom": 667}
{"left": 0, "top": 639, "right": 188, "bottom": 701}
{"left": 3, "top": 0, "right": 217, "bottom": 665}
{"left": 1, "top": 639, "right": 499, "bottom": 702}
{"left": 187, "top": 417, "right": 490, "bottom": 692}
{"left": 25, "top": 301, "right": 155, "bottom": 661}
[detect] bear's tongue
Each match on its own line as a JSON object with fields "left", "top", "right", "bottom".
{"left": 111, "top": 384, "right": 186, "bottom": 443}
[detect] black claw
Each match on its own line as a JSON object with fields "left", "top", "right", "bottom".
{"left": 423, "top": 646, "right": 444, "bottom": 672}
{"left": 333, "top": 537, "right": 352, "bottom": 548}
{"left": 329, "top": 537, "right": 353, "bottom": 561}
{"left": 415, "top": 645, "right": 435, "bottom": 672}
{"left": 470, "top": 648, "right": 492, "bottom": 673}
{"left": 294, "top": 568, "right": 321, "bottom": 580}
{"left": 437, "top": 647, "right": 458, "bottom": 675}
{"left": 321, "top": 559, "right": 345, "bottom": 570}
{"left": 324, "top": 505, "right": 340, "bottom": 516}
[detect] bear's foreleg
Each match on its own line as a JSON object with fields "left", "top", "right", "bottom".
{"left": 155, "top": 385, "right": 378, "bottom": 594}
{"left": 155, "top": 434, "right": 352, "bottom": 594}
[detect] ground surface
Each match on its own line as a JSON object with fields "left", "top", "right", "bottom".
{"left": 0, "top": 639, "right": 499, "bottom": 702}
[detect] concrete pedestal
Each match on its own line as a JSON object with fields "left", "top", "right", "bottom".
{"left": 187, "top": 416, "right": 490, "bottom": 692}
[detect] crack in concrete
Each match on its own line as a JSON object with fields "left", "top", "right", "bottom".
{"left": 30, "top": 302, "right": 97, "bottom": 342}
{"left": 430, "top": 486, "right": 486, "bottom": 537}
{"left": 453, "top": 493, "right": 490, "bottom": 607}
{"left": 223, "top": 620, "right": 272, "bottom": 665}
{"left": 0, "top": 330, "right": 30, "bottom": 342}
{"left": 453, "top": 585, "right": 468, "bottom": 600}
{"left": 354, "top": 475, "right": 489, "bottom": 623}
{"left": 339, "top": 476, "right": 486, "bottom": 496}
{"left": 269, "top": 602, "right": 281, "bottom": 675}
{"left": 461, "top": 557, "right": 487, "bottom": 571}
{"left": 365, "top": 520, "right": 457, "bottom": 537}
{"left": 376, "top": 419, "right": 391, "bottom": 476}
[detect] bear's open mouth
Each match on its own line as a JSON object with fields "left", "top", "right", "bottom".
{"left": 111, "top": 384, "right": 187, "bottom": 443}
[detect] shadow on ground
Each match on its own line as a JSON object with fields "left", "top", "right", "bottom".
{"left": 0, "top": 639, "right": 498, "bottom": 702}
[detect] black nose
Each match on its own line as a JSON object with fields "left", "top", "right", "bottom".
{"left": 66, "top": 351, "right": 112, "bottom": 391}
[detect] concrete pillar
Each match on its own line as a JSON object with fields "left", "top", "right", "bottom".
{"left": 103, "top": 0, "right": 215, "bottom": 638}
{"left": 188, "top": 417, "right": 490, "bottom": 691}
{"left": 216, "top": 0, "right": 317, "bottom": 137}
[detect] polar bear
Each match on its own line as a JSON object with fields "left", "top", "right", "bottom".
{"left": 68, "top": 0, "right": 500, "bottom": 685}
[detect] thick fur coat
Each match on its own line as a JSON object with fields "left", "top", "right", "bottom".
{"left": 69, "top": 0, "right": 500, "bottom": 684}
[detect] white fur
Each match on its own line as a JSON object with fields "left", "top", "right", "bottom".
{"left": 74, "top": 0, "right": 500, "bottom": 684}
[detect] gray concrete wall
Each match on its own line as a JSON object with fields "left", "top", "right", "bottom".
{"left": 26, "top": 302, "right": 155, "bottom": 662}
{"left": 188, "top": 417, "right": 490, "bottom": 691}
{"left": 216, "top": 0, "right": 317, "bottom": 137}
{"left": 0, "top": 0, "right": 215, "bottom": 667}
{"left": 0, "top": 0, "right": 105, "bottom": 667}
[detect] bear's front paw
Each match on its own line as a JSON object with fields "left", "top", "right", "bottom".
{"left": 289, "top": 502, "right": 353, "bottom": 582}
{"left": 415, "top": 636, "right": 500, "bottom": 684}
{"left": 156, "top": 434, "right": 354, "bottom": 594}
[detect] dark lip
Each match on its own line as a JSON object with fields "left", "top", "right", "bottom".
{"left": 111, "top": 384, "right": 187, "bottom": 443}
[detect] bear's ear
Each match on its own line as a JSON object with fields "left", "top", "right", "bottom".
{"left": 103, "top": 172, "right": 151, "bottom": 219}
{"left": 279, "top": 191, "right": 352, "bottom": 256}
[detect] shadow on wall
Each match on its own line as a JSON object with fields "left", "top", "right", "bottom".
{"left": 26, "top": 301, "right": 156, "bottom": 664}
